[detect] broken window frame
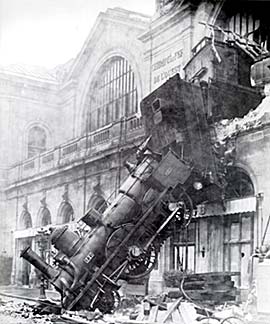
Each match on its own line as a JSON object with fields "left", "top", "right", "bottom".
{"left": 171, "top": 221, "right": 196, "bottom": 272}
{"left": 223, "top": 212, "right": 254, "bottom": 288}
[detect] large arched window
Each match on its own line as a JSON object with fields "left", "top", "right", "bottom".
{"left": 27, "top": 126, "right": 47, "bottom": 158}
{"left": 87, "top": 56, "right": 138, "bottom": 132}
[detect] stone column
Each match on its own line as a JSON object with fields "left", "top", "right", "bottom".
{"left": 10, "top": 236, "right": 17, "bottom": 285}
{"left": 256, "top": 193, "right": 264, "bottom": 249}
{"left": 29, "top": 238, "right": 37, "bottom": 287}
{"left": 15, "top": 238, "right": 23, "bottom": 285}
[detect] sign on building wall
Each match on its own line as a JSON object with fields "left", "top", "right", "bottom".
{"left": 146, "top": 16, "right": 190, "bottom": 90}
{"left": 152, "top": 48, "right": 184, "bottom": 88}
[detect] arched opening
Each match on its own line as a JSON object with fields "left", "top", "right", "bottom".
{"left": 58, "top": 202, "right": 74, "bottom": 224}
{"left": 225, "top": 166, "right": 255, "bottom": 199}
{"left": 18, "top": 211, "right": 33, "bottom": 286}
{"left": 39, "top": 207, "right": 51, "bottom": 227}
{"left": 216, "top": 0, "right": 270, "bottom": 51}
{"left": 27, "top": 126, "right": 47, "bottom": 158}
{"left": 19, "top": 211, "right": 32, "bottom": 230}
{"left": 86, "top": 56, "right": 138, "bottom": 132}
{"left": 87, "top": 194, "right": 107, "bottom": 213}
{"left": 223, "top": 166, "right": 255, "bottom": 287}
{"left": 18, "top": 238, "right": 32, "bottom": 286}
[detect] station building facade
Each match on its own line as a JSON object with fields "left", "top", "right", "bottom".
{"left": 1, "top": 0, "right": 270, "bottom": 295}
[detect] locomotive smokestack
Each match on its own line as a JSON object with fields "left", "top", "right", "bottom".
{"left": 20, "top": 246, "right": 59, "bottom": 280}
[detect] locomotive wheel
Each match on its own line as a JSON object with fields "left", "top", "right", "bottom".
{"left": 124, "top": 241, "right": 157, "bottom": 279}
{"left": 105, "top": 224, "right": 157, "bottom": 279}
{"left": 94, "top": 289, "right": 120, "bottom": 314}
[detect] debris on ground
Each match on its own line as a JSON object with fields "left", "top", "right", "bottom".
{"left": 164, "top": 271, "right": 238, "bottom": 307}
{"left": 0, "top": 295, "right": 247, "bottom": 324}
{"left": 0, "top": 298, "right": 59, "bottom": 323}
{"left": 1, "top": 290, "right": 270, "bottom": 324}
{"left": 60, "top": 309, "right": 104, "bottom": 324}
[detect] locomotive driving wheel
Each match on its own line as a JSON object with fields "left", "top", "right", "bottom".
{"left": 93, "top": 289, "right": 120, "bottom": 314}
{"left": 124, "top": 241, "right": 157, "bottom": 279}
{"left": 105, "top": 224, "right": 158, "bottom": 280}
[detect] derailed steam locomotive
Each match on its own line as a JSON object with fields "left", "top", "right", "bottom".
{"left": 21, "top": 138, "right": 194, "bottom": 313}
{"left": 21, "top": 74, "right": 255, "bottom": 313}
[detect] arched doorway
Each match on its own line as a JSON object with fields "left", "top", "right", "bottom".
{"left": 58, "top": 202, "right": 74, "bottom": 224}
{"left": 19, "top": 211, "right": 32, "bottom": 229}
{"left": 184, "top": 166, "right": 256, "bottom": 288}
{"left": 35, "top": 207, "right": 52, "bottom": 286}
{"left": 18, "top": 211, "right": 33, "bottom": 286}
{"left": 225, "top": 166, "right": 255, "bottom": 199}
{"left": 38, "top": 207, "right": 52, "bottom": 227}
{"left": 223, "top": 167, "right": 255, "bottom": 288}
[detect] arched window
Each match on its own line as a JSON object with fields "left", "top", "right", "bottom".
{"left": 87, "top": 194, "right": 107, "bottom": 213}
{"left": 19, "top": 211, "right": 32, "bottom": 230}
{"left": 87, "top": 56, "right": 138, "bottom": 132}
{"left": 39, "top": 207, "right": 51, "bottom": 227}
{"left": 27, "top": 126, "right": 47, "bottom": 158}
{"left": 58, "top": 202, "right": 74, "bottom": 224}
{"left": 225, "top": 167, "right": 254, "bottom": 199}
{"left": 217, "top": 1, "right": 270, "bottom": 51}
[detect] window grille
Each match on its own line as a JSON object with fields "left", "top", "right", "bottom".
{"left": 172, "top": 222, "right": 196, "bottom": 272}
{"left": 227, "top": 4, "right": 270, "bottom": 50}
{"left": 88, "top": 56, "right": 138, "bottom": 132}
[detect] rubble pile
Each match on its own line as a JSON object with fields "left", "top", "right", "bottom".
{"left": 110, "top": 296, "right": 248, "bottom": 324}
{"left": 214, "top": 94, "right": 270, "bottom": 142}
{"left": 0, "top": 298, "right": 57, "bottom": 324}
{"left": 164, "top": 272, "right": 237, "bottom": 306}
{"left": 0, "top": 292, "right": 261, "bottom": 324}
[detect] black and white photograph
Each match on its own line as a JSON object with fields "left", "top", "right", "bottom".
{"left": 0, "top": 0, "right": 269, "bottom": 323}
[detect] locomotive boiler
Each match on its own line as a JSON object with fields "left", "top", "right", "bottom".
{"left": 21, "top": 74, "right": 239, "bottom": 313}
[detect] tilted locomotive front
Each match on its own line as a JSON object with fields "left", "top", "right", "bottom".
{"left": 21, "top": 74, "right": 234, "bottom": 313}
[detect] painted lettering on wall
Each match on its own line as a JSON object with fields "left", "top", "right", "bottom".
{"left": 153, "top": 64, "right": 182, "bottom": 85}
{"left": 152, "top": 49, "right": 183, "bottom": 72}
{"left": 152, "top": 49, "right": 184, "bottom": 85}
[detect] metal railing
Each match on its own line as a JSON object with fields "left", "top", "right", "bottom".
{"left": 7, "top": 115, "right": 144, "bottom": 184}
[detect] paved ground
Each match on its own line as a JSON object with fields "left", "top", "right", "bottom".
{"left": 0, "top": 285, "right": 60, "bottom": 302}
